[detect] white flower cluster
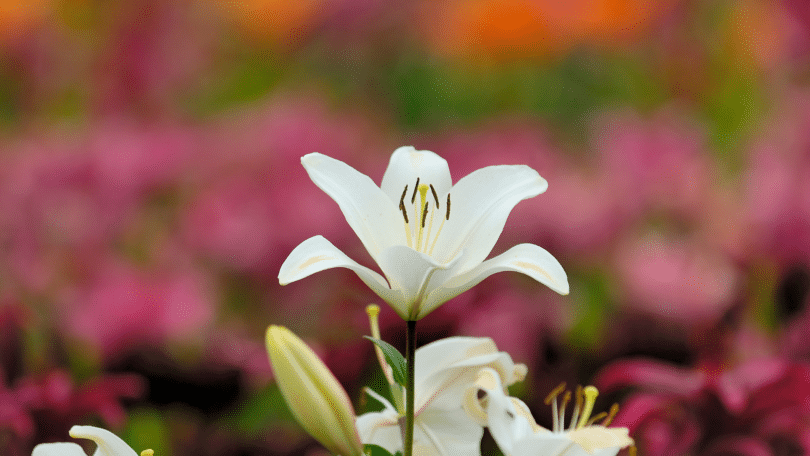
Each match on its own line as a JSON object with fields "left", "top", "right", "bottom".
{"left": 36, "top": 148, "right": 631, "bottom": 456}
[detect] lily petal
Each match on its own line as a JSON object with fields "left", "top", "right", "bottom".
{"left": 413, "top": 407, "right": 483, "bottom": 456}
{"left": 302, "top": 153, "right": 404, "bottom": 259}
{"left": 279, "top": 235, "right": 402, "bottom": 305}
{"left": 69, "top": 426, "right": 139, "bottom": 456}
{"left": 376, "top": 245, "right": 458, "bottom": 320}
{"left": 380, "top": 147, "right": 453, "bottom": 205}
{"left": 414, "top": 338, "right": 520, "bottom": 411}
{"left": 356, "top": 409, "right": 401, "bottom": 454}
{"left": 432, "top": 165, "right": 547, "bottom": 269}
{"left": 422, "top": 243, "right": 568, "bottom": 317}
{"left": 567, "top": 426, "right": 634, "bottom": 454}
{"left": 32, "top": 443, "right": 88, "bottom": 456}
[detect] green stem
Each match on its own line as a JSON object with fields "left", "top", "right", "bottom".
{"left": 404, "top": 320, "right": 417, "bottom": 456}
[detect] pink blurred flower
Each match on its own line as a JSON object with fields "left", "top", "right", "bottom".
{"left": 614, "top": 232, "right": 741, "bottom": 327}
{"left": 0, "top": 121, "right": 198, "bottom": 292}
{"left": 595, "top": 357, "right": 810, "bottom": 456}
{"left": 0, "top": 369, "right": 144, "bottom": 456}
{"left": 744, "top": 91, "right": 810, "bottom": 265}
{"left": 182, "top": 92, "right": 389, "bottom": 273}
{"left": 58, "top": 258, "right": 215, "bottom": 361}
{"left": 593, "top": 107, "right": 712, "bottom": 222}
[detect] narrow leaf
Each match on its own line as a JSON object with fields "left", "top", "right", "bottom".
{"left": 363, "top": 336, "right": 407, "bottom": 387}
{"left": 364, "top": 444, "right": 396, "bottom": 456}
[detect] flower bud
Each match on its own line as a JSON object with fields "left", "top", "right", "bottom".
{"left": 266, "top": 325, "right": 363, "bottom": 456}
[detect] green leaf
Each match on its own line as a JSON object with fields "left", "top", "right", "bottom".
{"left": 364, "top": 444, "right": 396, "bottom": 456}
{"left": 364, "top": 336, "right": 407, "bottom": 387}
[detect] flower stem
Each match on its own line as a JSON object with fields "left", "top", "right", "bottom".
{"left": 404, "top": 320, "right": 417, "bottom": 456}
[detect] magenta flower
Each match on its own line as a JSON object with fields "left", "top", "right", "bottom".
{"left": 595, "top": 357, "right": 810, "bottom": 456}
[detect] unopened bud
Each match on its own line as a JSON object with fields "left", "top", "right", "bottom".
{"left": 266, "top": 325, "right": 364, "bottom": 456}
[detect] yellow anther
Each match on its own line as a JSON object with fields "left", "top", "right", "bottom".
{"left": 603, "top": 403, "right": 619, "bottom": 426}
{"left": 365, "top": 304, "right": 380, "bottom": 320}
{"left": 585, "top": 411, "right": 608, "bottom": 426}
{"left": 629, "top": 445, "right": 637, "bottom": 456}
{"left": 577, "top": 386, "right": 599, "bottom": 429}
{"left": 544, "top": 382, "right": 567, "bottom": 405}
{"left": 141, "top": 450, "right": 154, "bottom": 456}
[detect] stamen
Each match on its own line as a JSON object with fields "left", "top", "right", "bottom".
{"left": 551, "top": 394, "right": 559, "bottom": 433}
{"left": 400, "top": 185, "right": 408, "bottom": 207}
{"left": 421, "top": 202, "right": 429, "bottom": 228}
{"left": 429, "top": 184, "right": 439, "bottom": 208}
{"left": 569, "top": 385, "right": 583, "bottom": 431}
{"left": 445, "top": 194, "right": 451, "bottom": 220}
{"left": 399, "top": 202, "right": 409, "bottom": 224}
{"left": 629, "top": 445, "right": 637, "bottom": 456}
{"left": 545, "top": 382, "right": 566, "bottom": 433}
{"left": 586, "top": 412, "right": 608, "bottom": 426}
{"left": 602, "top": 403, "right": 619, "bottom": 426}
{"left": 559, "top": 390, "right": 571, "bottom": 432}
{"left": 576, "top": 386, "right": 599, "bottom": 430}
{"left": 411, "top": 177, "right": 420, "bottom": 204}
{"left": 141, "top": 451, "right": 154, "bottom": 456}
{"left": 366, "top": 305, "right": 395, "bottom": 386}
{"left": 544, "top": 382, "right": 566, "bottom": 405}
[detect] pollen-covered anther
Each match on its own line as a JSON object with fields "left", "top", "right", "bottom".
{"left": 544, "top": 383, "right": 615, "bottom": 433}
{"left": 603, "top": 403, "right": 620, "bottom": 426}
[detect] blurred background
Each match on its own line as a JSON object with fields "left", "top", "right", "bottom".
{"left": 2, "top": 0, "right": 810, "bottom": 455}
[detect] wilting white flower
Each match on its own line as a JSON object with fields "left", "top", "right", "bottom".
{"left": 31, "top": 426, "right": 146, "bottom": 456}
{"left": 466, "top": 370, "right": 633, "bottom": 456}
{"left": 357, "top": 337, "right": 528, "bottom": 456}
{"left": 279, "top": 146, "right": 568, "bottom": 320}
{"left": 266, "top": 325, "right": 364, "bottom": 456}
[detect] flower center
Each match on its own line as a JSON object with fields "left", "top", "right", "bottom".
{"left": 544, "top": 383, "right": 619, "bottom": 433}
{"left": 398, "top": 177, "right": 451, "bottom": 254}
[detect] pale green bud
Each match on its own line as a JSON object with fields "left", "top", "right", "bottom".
{"left": 266, "top": 325, "right": 364, "bottom": 456}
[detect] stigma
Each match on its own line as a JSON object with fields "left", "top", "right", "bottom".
{"left": 544, "top": 383, "right": 619, "bottom": 433}
{"left": 399, "top": 178, "right": 450, "bottom": 254}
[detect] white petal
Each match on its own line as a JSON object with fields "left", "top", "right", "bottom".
{"left": 376, "top": 245, "right": 457, "bottom": 320}
{"left": 432, "top": 165, "right": 547, "bottom": 269}
{"left": 68, "top": 426, "right": 138, "bottom": 456}
{"left": 422, "top": 243, "right": 568, "bottom": 316}
{"left": 278, "top": 235, "right": 403, "bottom": 306}
{"left": 380, "top": 147, "right": 453, "bottom": 206}
{"left": 567, "top": 426, "right": 634, "bottom": 455}
{"left": 414, "top": 337, "right": 498, "bottom": 387}
{"left": 33, "top": 443, "right": 88, "bottom": 456}
{"left": 472, "top": 369, "right": 540, "bottom": 456}
{"left": 413, "top": 337, "right": 521, "bottom": 412}
{"left": 356, "top": 409, "right": 402, "bottom": 454}
{"left": 413, "top": 408, "right": 483, "bottom": 456}
{"left": 302, "top": 153, "right": 404, "bottom": 259}
{"left": 512, "top": 433, "right": 584, "bottom": 456}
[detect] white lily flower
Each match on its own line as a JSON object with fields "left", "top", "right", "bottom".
{"left": 279, "top": 146, "right": 569, "bottom": 320}
{"left": 31, "top": 426, "right": 146, "bottom": 456}
{"left": 466, "top": 371, "right": 633, "bottom": 456}
{"left": 357, "top": 337, "right": 528, "bottom": 456}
